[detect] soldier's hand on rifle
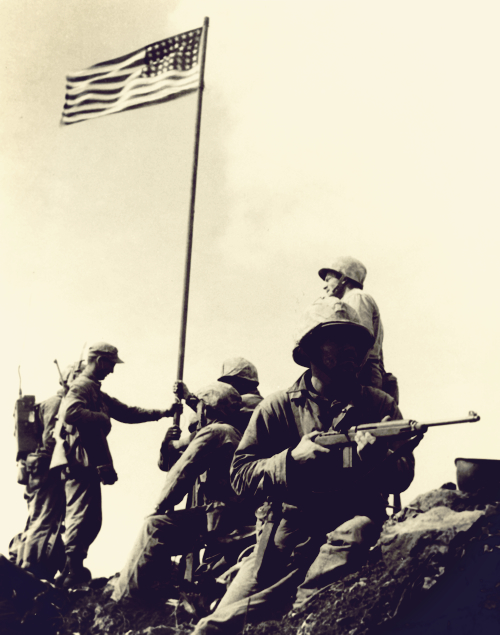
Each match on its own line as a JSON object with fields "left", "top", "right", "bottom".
{"left": 291, "top": 431, "right": 330, "bottom": 464}
{"left": 355, "top": 416, "right": 391, "bottom": 463}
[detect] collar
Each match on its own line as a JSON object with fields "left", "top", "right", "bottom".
{"left": 287, "top": 370, "right": 361, "bottom": 406}
{"left": 79, "top": 372, "right": 102, "bottom": 388}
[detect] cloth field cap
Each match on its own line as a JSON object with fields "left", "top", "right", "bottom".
{"left": 88, "top": 342, "right": 124, "bottom": 364}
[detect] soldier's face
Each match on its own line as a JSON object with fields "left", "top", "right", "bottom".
{"left": 95, "top": 357, "right": 116, "bottom": 380}
{"left": 314, "top": 330, "right": 361, "bottom": 377}
{"left": 324, "top": 272, "right": 342, "bottom": 298}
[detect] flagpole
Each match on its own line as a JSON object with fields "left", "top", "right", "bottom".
{"left": 172, "top": 16, "right": 209, "bottom": 429}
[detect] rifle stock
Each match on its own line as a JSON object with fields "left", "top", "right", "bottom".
{"left": 314, "top": 411, "right": 480, "bottom": 448}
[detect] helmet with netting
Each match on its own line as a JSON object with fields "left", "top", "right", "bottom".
{"left": 293, "top": 297, "right": 374, "bottom": 367}
{"left": 195, "top": 381, "right": 242, "bottom": 421}
{"left": 218, "top": 357, "right": 259, "bottom": 385}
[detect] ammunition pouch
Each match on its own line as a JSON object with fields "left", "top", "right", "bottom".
{"left": 24, "top": 451, "right": 51, "bottom": 489}
{"left": 17, "top": 460, "right": 28, "bottom": 485}
{"left": 26, "top": 452, "right": 51, "bottom": 477}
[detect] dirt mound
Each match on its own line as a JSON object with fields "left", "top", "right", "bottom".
{"left": 25, "top": 487, "right": 500, "bottom": 635}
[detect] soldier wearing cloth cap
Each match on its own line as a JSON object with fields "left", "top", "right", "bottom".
{"left": 109, "top": 381, "right": 255, "bottom": 603}
{"left": 319, "top": 256, "right": 387, "bottom": 392}
{"left": 51, "top": 342, "right": 180, "bottom": 588}
{"left": 192, "top": 298, "right": 415, "bottom": 634}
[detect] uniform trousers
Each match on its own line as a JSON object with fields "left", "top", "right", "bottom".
{"left": 111, "top": 506, "right": 219, "bottom": 602}
{"left": 63, "top": 467, "right": 102, "bottom": 561}
{"left": 193, "top": 514, "right": 379, "bottom": 634}
{"left": 17, "top": 468, "right": 66, "bottom": 579}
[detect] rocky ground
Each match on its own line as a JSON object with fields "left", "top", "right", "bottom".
{"left": 12, "top": 486, "right": 500, "bottom": 635}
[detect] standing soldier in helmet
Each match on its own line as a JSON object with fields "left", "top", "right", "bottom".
{"left": 109, "top": 382, "right": 255, "bottom": 602}
{"left": 50, "top": 342, "right": 180, "bottom": 588}
{"left": 12, "top": 361, "right": 85, "bottom": 580}
{"left": 319, "top": 256, "right": 387, "bottom": 393}
{"left": 192, "top": 298, "right": 415, "bottom": 634}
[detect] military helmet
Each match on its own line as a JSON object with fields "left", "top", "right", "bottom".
{"left": 195, "top": 381, "right": 242, "bottom": 420}
{"left": 218, "top": 357, "right": 259, "bottom": 385}
{"left": 318, "top": 256, "right": 367, "bottom": 288}
{"left": 88, "top": 342, "right": 124, "bottom": 364}
{"left": 292, "top": 297, "right": 374, "bottom": 367}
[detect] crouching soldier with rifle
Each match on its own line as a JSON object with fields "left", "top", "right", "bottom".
{"left": 193, "top": 298, "right": 417, "bottom": 634}
{"left": 109, "top": 382, "right": 255, "bottom": 604}
{"left": 50, "top": 342, "right": 180, "bottom": 588}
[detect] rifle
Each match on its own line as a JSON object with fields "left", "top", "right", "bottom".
{"left": 54, "top": 359, "right": 69, "bottom": 393}
{"left": 314, "top": 411, "right": 480, "bottom": 463}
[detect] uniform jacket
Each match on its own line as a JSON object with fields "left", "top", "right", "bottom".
{"left": 231, "top": 372, "right": 415, "bottom": 525}
{"left": 51, "top": 374, "right": 163, "bottom": 469}
{"left": 157, "top": 421, "right": 244, "bottom": 511}
{"left": 342, "top": 288, "right": 384, "bottom": 368}
{"left": 37, "top": 392, "right": 64, "bottom": 457}
{"left": 24, "top": 392, "right": 64, "bottom": 484}
{"left": 239, "top": 389, "right": 264, "bottom": 430}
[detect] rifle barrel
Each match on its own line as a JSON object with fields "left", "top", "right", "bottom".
{"left": 323, "top": 412, "right": 480, "bottom": 437}
{"left": 416, "top": 411, "right": 480, "bottom": 429}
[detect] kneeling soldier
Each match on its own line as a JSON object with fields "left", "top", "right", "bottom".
{"left": 110, "top": 382, "right": 255, "bottom": 603}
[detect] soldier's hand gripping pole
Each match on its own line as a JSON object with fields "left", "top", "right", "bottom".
{"left": 158, "top": 385, "right": 184, "bottom": 471}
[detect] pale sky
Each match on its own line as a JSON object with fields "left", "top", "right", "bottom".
{"left": 1, "top": 0, "right": 499, "bottom": 578}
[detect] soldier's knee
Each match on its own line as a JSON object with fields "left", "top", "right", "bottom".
{"left": 327, "top": 516, "right": 379, "bottom": 547}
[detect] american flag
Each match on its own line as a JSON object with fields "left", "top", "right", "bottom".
{"left": 61, "top": 27, "right": 203, "bottom": 125}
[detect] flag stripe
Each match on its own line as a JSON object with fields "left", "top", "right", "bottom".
{"left": 62, "top": 88, "right": 199, "bottom": 125}
{"left": 61, "top": 27, "right": 203, "bottom": 125}
{"left": 64, "top": 73, "right": 200, "bottom": 115}
{"left": 65, "top": 66, "right": 199, "bottom": 100}
{"left": 66, "top": 51, "right": 146, "bottom": 82}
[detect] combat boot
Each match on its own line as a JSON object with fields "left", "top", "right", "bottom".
{"left": 59, "top": 553, "right": 91, "bottom": 588}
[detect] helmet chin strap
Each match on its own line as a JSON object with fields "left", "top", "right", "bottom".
{"left": 196, "top": 400, "right": 208, "bottom": 429}
{"left": 331, "top": 274, "right": 348, "bottom": 299}
{"left": 357, "top": 347, "right": 371, "bottom": 376}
